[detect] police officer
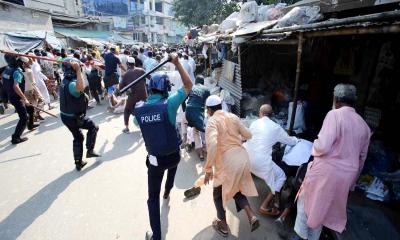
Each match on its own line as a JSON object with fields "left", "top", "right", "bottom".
{"left": 59, "top": 58, "right": 101, "bottom": 171}
{"left": 134, "top": 53, "right": 193, "bottom": 240}
{"left": 185, "top": 75, "right": 210, "bottom": 160}
{"left": 2, "top": 55, "right": 38, "bottom": 144}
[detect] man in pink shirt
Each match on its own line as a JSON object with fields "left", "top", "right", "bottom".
{"left": 293, "top": 84, "right": 371, "bottom": 240}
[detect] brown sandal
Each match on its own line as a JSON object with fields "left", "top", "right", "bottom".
{"left": 250, "top": 216, "right": 260, "bottom": 232}
{"left": 259, "top": 207, "right": 281, "bottom": 216}
{"left": 212, "top": 219, "right": 228, "bottom": 237}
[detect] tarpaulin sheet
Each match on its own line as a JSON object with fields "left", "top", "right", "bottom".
{"left": 0, "top": 34, "right": 43, "bottom": 53}
{"left": 6, "top": 31, "right": 63, "bottom": 49}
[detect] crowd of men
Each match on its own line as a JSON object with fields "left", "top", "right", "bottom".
{"left": 0, "top": 42, "right": 371, "bottom": 240}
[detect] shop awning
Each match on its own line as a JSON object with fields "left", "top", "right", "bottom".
{"left": 54, "top": 27, "right": 112, "bottom": 40}
{"left": 110, "top": 33, "right": 136, "bottom": 45}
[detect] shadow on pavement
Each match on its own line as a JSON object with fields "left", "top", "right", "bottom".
{"left": 0, "top": 142, "right": 17, "bottom": 155}
{"left": 0, "top": 161, "right": 103, "bottom": 240}
{"left": 192, "top": 225, "right": 239, "bottom": 240}
{"left": 224, "top": 176, "right": 293, "bottom": 240}
{"left": 0, "top": 153, "right": 42, "bottom": 164}
{"left": 174, "top": 151, "right": 202, "bottom": 190}
{"left": 161, "top": 199, "right": 170, "bottom": 240}
{"left": 0, "top": 119, "right": 18, "bottom": 142}
{"left": 101, "top": 131, "right": 144, "bottom": 162}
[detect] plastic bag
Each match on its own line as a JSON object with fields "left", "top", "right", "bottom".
{"left": 220, "top": 89, "right": 235, "bottom": 105}
{"left": 208, "top": 24, "right": 219, "bottom": 33}
{"left": 241, "top": 114, "right": 258, "bottom": 128}
{"left": 275, "top": 6, "right": 322, "bottom": 28}
{"left": 257, "top": 5, "right": 274, "bottom": 22}
{"left": 365, "top": 177, "right": 390, "bottom": 202}
{"left": 239, "top": 1, "right": 258, "bottom": 24}
{"left": 219, "top": 19, "right": 238, "bottom": 32}
{"left": 265, "top": 3, "right": 286, "bottom": 21}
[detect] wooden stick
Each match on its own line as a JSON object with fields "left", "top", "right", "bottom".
{"left": 31, "top": 105, "right": 58, "bottom": 118}
{"left": 0, "top": 50, "right": 104, "bottom": 67}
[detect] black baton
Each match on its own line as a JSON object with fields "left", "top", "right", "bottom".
{"left": 116, "top": 56, "right": 172, "bottom": 96}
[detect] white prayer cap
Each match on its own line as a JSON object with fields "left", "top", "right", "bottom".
{"left": 206, "top": 95, "right": 222, "bottom": 107}
{"left": 19, "top": 56, "right": 29, "bottom": 63}
{"left": 127, "top": 57, "right": 135, "bottom": 64}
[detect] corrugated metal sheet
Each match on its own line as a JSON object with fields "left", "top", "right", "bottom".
{"left": 219, "top": 60, "right": 242, "bottom": 115}
{"left": 232, "top": 20, "right": 276, "bottom": 37}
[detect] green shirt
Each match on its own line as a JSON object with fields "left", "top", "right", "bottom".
{"left": 13, "top": 68, "right": 23, "bottom": 85}
{"left": 134, "top": 87, "right": 187, "bottom": 126}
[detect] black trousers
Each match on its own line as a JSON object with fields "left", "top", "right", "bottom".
{"left": 61, "top": 114, "right": 98, "bottom": 161}
{"left": 0, "top": 81, "right": 8, "bottom": 104}
{"left": 9, "top": 97, "right": 34, "bottom": 140}
{"left": 213, "top": 186, "right": 249, "bottom": 221}
{"left": 146, "top": 151, "right": 180, "bottom": 240}
{"left": 89, "top": 78, "right": 103, "bottom": 103}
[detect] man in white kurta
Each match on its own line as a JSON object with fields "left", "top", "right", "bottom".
{"left": 31, "top": 58, "right": 51, "bottom": 106}
{"left": 243, "top": 104, "right": 298, "bottom": 214}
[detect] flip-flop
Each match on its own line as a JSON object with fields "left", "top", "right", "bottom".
{"left": 212, "top": 219, "right": 228, "bottom": 237}
{"left": 184, "top": 186, "right": 201, "bottom": 198}
{"left": 250, "top": 216, "right": 260, "bottom": 232}
{"left": 259, "top": 207, "right": 281, "bottom": 216}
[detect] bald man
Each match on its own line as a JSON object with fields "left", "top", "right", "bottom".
{"left": 243, "top": 104, "right": 298, "bottom": 216}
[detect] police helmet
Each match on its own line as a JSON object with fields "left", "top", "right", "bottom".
{"left": 149, "top": 72, "right": 171, "bottom": 94}
{"left": 62, "top": 57, "right": 81, "bottom": 79}
{"left": 5, "top": 55, "right": 18, "bottom": 67}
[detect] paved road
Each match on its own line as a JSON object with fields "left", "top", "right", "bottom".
{"left": 0, "top": 102, "right": 294, "bottom": 240}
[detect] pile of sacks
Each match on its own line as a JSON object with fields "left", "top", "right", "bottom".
{"left": 218, "top": 0, "right": 323, "bottom": 33}
{"left": 219, "top": 1, "right": 287, "bottom": 32}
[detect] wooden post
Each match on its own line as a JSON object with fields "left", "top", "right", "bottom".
{"left": 209, "top": 43, "right": 212, "bottom": 76}
{"left": 288, "top": 33, "right": 304, "bottom": 135}
{"left": 238, "top": 45, "right": 241, "bottom": 67}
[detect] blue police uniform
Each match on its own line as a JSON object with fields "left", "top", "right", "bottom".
{"left": 134, "top": 85, "right": 187, "bottom": 240}
{"left": 185, "top": 84, "right": 210, "bottom": 132}
{"left": 2, "top": 65, "right": 35, "bottom": 142}
{"left": 59, "top": 60, "right": 99, "bottom": 169}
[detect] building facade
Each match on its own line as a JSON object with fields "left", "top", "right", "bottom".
{"left": 82, "top": 0, "right": 186, "bottom": 44}
{"left": 23, "top": 0, "right": 83, "bottom": 17}
{"left": 128, "top": 0, "right": 186, "bottom": 43}
{"left": 0, "top": 0, "right": 53, "bottom": 32}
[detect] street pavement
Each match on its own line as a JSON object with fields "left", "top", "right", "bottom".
{"left": 0, "top": 101, "right": 294, "bottom": 240}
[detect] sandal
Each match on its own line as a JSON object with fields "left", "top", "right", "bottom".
{"left": 212, "top": 219, "right": 228, "bottom": 237}
{"left": 259, "top": 207, "right": 281, "bottom": 216}
{"left": 250, "top": 216, "right": 260, "bottom": 232}
{"left": 184, "top": 186, "right": 201, "bottom": 199}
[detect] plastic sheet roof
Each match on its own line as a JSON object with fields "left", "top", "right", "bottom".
{"left": 54, "top": 27, "right": 111, "bottom": 40}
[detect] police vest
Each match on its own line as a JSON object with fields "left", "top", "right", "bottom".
{"left": 135, "top": 99, "right": 181, "bottom": 156}
{"left": 59, "top": 78, "right": 87, "bottom": 115}
{"left": 187, "top": 85, "right": 209, "bottom": 109}
{"left": 1, "top": 66, "right": 24, "bottom": 99}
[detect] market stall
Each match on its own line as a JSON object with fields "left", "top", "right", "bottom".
{"left": 233, "top": 5, "right": 400, "bottom": 239}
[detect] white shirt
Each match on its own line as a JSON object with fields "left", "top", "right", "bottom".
{"left": 181, "top": 59, "right": 195, "bottom": 83}
{"left": 31, "top": 61, "right": 50, "bottom": 104}
{"left": 188, "top": 57, "right": 196, "bottom": 73}
{"left": 286, "top": 101, "right": 307, "bottom": 134}
{"left": 243, "top": 116, "right": 298, "bottom": 193}
{"left": 119, "top": 54, "right": 128, "bottom": 68}
{"left": 23, "top": 68, "right": 35, "bottom": 91}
